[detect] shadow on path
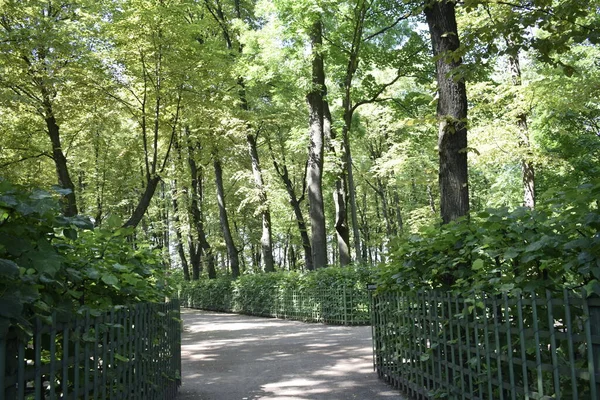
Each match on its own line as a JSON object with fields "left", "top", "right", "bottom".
{"left": 178, "top": 309, "right": 406, "bottom": 400}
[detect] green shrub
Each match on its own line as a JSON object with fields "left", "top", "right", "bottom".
{"left": 379, "top": 182, "right": 600, "bottom": 295}
{"left": 0, "top": 181, "right": 172, "bottom": 338}
{"left": 179, "top": 265, "right": 375, "bottom": 322}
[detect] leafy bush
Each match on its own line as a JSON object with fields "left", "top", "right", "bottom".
{"left": 0, "top": 181, "right": 172, "bottom": 338}
{"left": 379, "top": 182, "right": 600, "bottom": 295}
{"left": 179, "top": 265, "right": 375, "bottom": 321}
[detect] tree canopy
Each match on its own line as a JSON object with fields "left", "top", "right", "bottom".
{"left": 1, "top": 0, "right": 598, "bottom": 282}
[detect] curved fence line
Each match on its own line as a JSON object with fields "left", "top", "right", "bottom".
{"left": 180, "top": 286, "right": 371, "bottom": 326}
{"left": 1, "top": 300, "right": 181, "bottom": 400}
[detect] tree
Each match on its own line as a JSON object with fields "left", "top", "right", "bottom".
{"left": 0, "top": 0, "right": 93, "bottom": 216}
{"left": 213, "top": 155, "right": 241, "bottom": 278}
{"left": 306, "top": 16, "right": 329, "bottom": 269}
{"left": 424, "top": 0, "right": 470, "bottom": 224}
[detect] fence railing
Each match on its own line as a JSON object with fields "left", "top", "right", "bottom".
{"left": 181, "top": 286, "right": 370, "bottom": 325}
{"left": 1, "top": 300, "right": 181, "bottom": 400}
{"left": 371, "top": 290, "right": 600, "bottom": 400}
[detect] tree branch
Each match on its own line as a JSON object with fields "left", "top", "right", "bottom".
{"left": 0, "top": 152, "right": 51, "bottom": 169}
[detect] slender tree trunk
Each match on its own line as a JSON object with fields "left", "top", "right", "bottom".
{"left": 188, "top": 146, "right": 215, "bottom": 279}
{"left": 425, "top": 0, "right": 470, "bottom": 224}
{"left": 172, "top": 186, "right": 190, "bottom": 281}
{"left": 123, "top": 176, "right": 161, "bottom": 228}
{"left": 393, "top": 191, "right": 404, "bottom": 234}
{"left": 324, "top": 104, "right": 351, "bottom": 266}
{"left": 306, "top": 17, "right": 328, "bottom": 269}
{"left": 376, "top": 178, "right": 393, "bottom": 236}
{"left": 339, "top": 1, "right": 367, "bottom": 264}
{"left": 508, "top": 53, "right": 535, "bottom": 208}
{"left": 213, "top": 157, "right": 240, "bottom": 278}
{"left": 343, "top": 123, "right": 361, "bottom": 264}
{"left": 247, "top": 133, "right": 275, "bottom": 272}
{"left": 43, "top": 99, "right": 78, "bottom": 217}
{"left": 272, "top": 160, "right": 314, "bottom": 271}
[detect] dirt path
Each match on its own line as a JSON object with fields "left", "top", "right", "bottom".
{"left": 178, "top": 309, "right": 406, "bottom": 400}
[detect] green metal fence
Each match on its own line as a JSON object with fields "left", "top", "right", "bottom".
{"left": 181, "top": 286, "right": 371, "bottom": 325}
{"left": 371, "top": 290, "right": 600, "bottom": 400}
{"left": 1, "top": 300, "right": 181, "bottom": 400}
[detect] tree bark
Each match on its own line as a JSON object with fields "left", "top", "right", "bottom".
{"left": 123, "top": 176, "right": 161, "bottom": 228}
{"left": 247, "top": 133, "right": 275, "bottom": 272}
{"left": 172, "top": 187, "right": 190, "bottom": 281}
{"left": 187, "top": 147, "right": 215, "bottom": 279}
{"left": 324, "top": 103, "right": 351, "bottom": 267}
{"left": 272, "top": 158, "right": 314, "bottom": 271}
{"left": 306, "top": 17, "right": 328, "bottom": 269}
{"left": 508, "top": 53, "right": 535, "bottom": 208}
{"left": 43, "top": 98, "right": 78, "bottom": 217}
{"left": 213, "top": 157, "right": 240, "bottom": 278}
{"left": 424, "top": 0, "right": 470, "bottom": 224}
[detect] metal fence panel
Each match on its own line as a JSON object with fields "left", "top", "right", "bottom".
{"left": 1, "top": 300, "right": 181, "bottom": 400}
{"left": 371, "top": 290, "right": 600, "bottom": 400}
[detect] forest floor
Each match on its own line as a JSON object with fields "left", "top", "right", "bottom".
{"left": 177, "top": 309, "right": 407, "bottom": 400}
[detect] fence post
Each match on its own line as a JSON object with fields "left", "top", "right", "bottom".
{"left": 589, "top": 296, "right": 600, "bottom": 396}
{"left": 343, "top": 287, "right": 347, "bottom": 325}
{"left": 1, "top": 330, "right": 18, "bottom": 400}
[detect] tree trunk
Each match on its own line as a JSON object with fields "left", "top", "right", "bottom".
{"left": 188, "top": 146, "right": 215, "bottom": 279}
{"left": 508, "top": 53, "right": 535, "bottom": 208}
{"left": 43, "top": 100, "right": 78, "bottom": 217}
{"left": 272, "top": 159, "right": 314, "bottom": 271}
{"left": 343, "top": 122, "right": 361, "bottom": 264}
{"left": 306, "top": 17, "right": 328, "bottom": 269}
{"left": 393, "top": 191, "right": 404, "bottom": 234}
{"left": 425, "top": 0, "right": 470, "bottom": 224}
{"left": 324, "top": 103, "right": 351, "bottom": 266}
{"left": 123, "top": 176, "right": 161, "bottom": 228}
{"left": 213, "top": 157, "right": 240, "bottom": 278}
{"left": 247, "top": 133, "right": 275, "bottom": 272}
{"left": 376, "top": 178, "right": 393, "bottom": 236}
{"left": 172, "top": 188, "right": 190, "bottom": 281}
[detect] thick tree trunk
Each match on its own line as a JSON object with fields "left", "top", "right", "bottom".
{"left": 43, "top": 101, "right": 78, "bottom": 217}
{"left": 213, "top": 157, "right": 240, "bottom": 278}
{"left": 425, "top": 0, "right": 470, "bottom": 224}
{"left": 247, "top": 134, "right": 275, "bottom": 272}
{"left": 306, "top": 17, "right": 328, "bottom": 269}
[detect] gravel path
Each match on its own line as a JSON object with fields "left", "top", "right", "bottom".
{"left": 178, "top": 309, "right": 407, "bottom": 400}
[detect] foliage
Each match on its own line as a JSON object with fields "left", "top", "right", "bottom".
{"left": 380, "top": 182, "right": 600, "bottom": 295}
{"left": 0, "top": 0, "right": 599, "bottom": 280}
{"left": 179, "top": 265, "right": 375, "bottom": 318}
{"left": 0, "top": 181, "right": 172, "bottom": 338}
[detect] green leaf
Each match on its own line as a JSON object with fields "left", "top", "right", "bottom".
{"left": 472, "top": 259, "right": 484, "bottom": 270}
{"left": 0, "top": 258, "right": 20, "bottom": 278}
{"left": 115, "top": 353, "right": 129, "bottom": 362}
{"left": 101, "top": 273, "right": 120, "bottom": 287}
